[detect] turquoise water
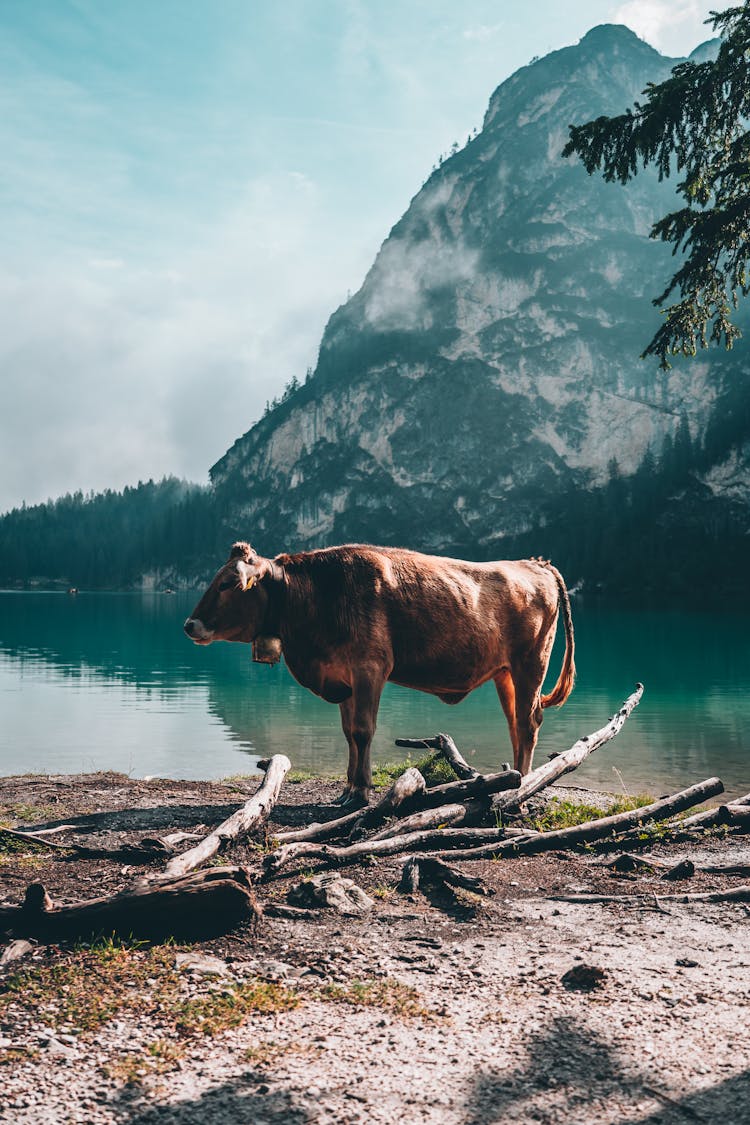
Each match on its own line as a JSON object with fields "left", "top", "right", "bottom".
{"left": 0, "top": 591, "right": 748, "bottom": 797}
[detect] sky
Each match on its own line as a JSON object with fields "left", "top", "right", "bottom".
{"left": 0, "top": 0, "right": 719, "bottom": 513}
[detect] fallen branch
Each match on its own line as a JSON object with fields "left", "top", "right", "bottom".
{"left": 160, "top": 754, "right": 291, "bottom": 879}
{"left": 603, "top": 852, "right": 750, "bottom": 878}
{"left": 271, "top": 807, "right": 364, "bottom": 845}
{"left": 399, "top": 856, "right": 492, "bottom": 896}
{"left": 354, "top": 767, "right": 428, "bottom": 831}
{"left": 273, "top": 767, "right": 430, "bottom": 847}
{"left": 367, "top": 803, "right": 466, "bottom": 841}
{"left": 428, "top": 777, "right": 725, "bottom": 861}
{"left": 550, "top": 885, "right": 750, "bottom": 906}
{"left": 678, "top": 790, "right": 750, "bottom": 830}
{"left": 493, "top": 684, "right": 644, "bottom": 815}
{"left": 0, "top": 867, "right": 259, "bottom": 943}
{"left": 394, "top": 733, "right": 479, "bottom": 780}
{"left": 263, "top": 822, "right": 533, "bottom": 876}
{"left": 716, "top": 803, "right": 750, "bottom": 830}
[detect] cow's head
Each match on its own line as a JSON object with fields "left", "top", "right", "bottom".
{"left": 183, "top": 541, "right": 279, "bottom": 645}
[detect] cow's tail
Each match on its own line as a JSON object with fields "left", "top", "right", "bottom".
{"left": 539, "top": 561, "right": 576, "bottom": 709}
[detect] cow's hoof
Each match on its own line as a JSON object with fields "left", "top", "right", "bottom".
{"left": 332, "top": 789, "right": 354, "bottom": 806}
{"left": 334, "top": 790, "right": 369, "bottom": 810}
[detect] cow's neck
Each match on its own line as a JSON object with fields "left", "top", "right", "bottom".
{"left": 257, "top": 566, "right": 285, "bottom": 639}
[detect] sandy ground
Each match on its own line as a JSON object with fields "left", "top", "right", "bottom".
{"left": 1, "top": 772, "right": 749, "bottom": 1125}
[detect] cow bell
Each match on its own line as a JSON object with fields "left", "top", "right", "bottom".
{"left": 252, "top": 635, "right": 283, "bottom": 665}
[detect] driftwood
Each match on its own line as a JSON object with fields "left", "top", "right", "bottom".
{"left": 160, "top": 754, "right": 291, "bottom": 879}
{"left": 272, "top": 767, "right": 430, "bottom": 846}
{"left": 604, "top": 853, "right": 750, "bottom": 878}
{"left": 678, "top": 790, "right": 750, "bottom": 829}
{"left": 264, "top": 821, "right": 534, "bottom": 876}
{"left": 429, "top": 777, "right": 725, "bottom": 861}
{"left": 492, "top": 684, "right": 644, "bottom": 815}
{"left": 271, "top": 807, "right": 363, "bottom": 845}
{"left": 0, "top": 827, "right": 171, "bottom": 863}
{"left": 399, "top": 856, "right": 492, "bottom": 896}
{"left": 604, "top": 854, "right": 695, "bottom": 879}
{"left": 0, "top": 867, "right": 259, "bottom": 943}
{"left": 551, "top": 885, "right": 750, "bottom": 906}
{"left": 395, "top": 734, "right": 479, "bottom": 780}
{"left": 716, "top": 803, "right": 750, "bottom": 830}
{"left": 368, "top": 803, "right": 466, "bottom": 841}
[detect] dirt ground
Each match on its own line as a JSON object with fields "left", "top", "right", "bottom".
{"left": 1, "top": 772, "right": 749, "bottom": 1125}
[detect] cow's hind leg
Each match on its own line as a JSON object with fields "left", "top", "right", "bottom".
{"left": 511, "top": 657, "right": 548, "bottom": 775}
{"left": 494, "top": 669, "right": 518, "bottom": 765}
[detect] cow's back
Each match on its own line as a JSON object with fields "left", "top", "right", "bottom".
{"left": 278, "top": 545, "right": 559, "bottom": 697}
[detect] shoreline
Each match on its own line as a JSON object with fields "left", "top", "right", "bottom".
{"left": 1, "top": 770, "right": 749, "bottom": 1125}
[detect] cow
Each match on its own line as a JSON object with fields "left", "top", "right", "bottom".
{"left": 184, "top": 541, "right": 575, "bottom": 807}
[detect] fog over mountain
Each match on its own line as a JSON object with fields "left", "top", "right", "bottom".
{"left": 210, "top": 25, "right": 749, "bottom": 568}
{"left": 2, "top": 23, "right": 748, "bottom": 601}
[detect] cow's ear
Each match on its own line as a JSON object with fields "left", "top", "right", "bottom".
{"left": 229, "top": 541, "right": 254, "bottom": 562}
{"left": 236, "top": 556, "right": 273, "bottom": 591}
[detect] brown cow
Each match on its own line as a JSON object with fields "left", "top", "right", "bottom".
{"left": 184, "top": 542, "right": 575, "bottom": 807}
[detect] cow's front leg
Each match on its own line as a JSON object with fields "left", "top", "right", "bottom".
{"left": 336, "top": 669, "right": 386, "bottom": 808}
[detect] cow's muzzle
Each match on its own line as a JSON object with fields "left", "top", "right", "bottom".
{"left": 183, "top": 617, "right": 214, "bottom": 644}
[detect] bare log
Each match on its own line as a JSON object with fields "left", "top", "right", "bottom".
{"left": 0, "top": 867, "right": 259, "bottom": 943}
{"left": 603, "top": 852, "right": 750, "bottom": 878}
{"left": 418, "top": 768, "right": 521, "bottom": 809}
{"left": 678, "top": 790, "right": 750, "bottom": 829}
{"left": 716, "top": 804, "right": 750, "bottom": 830}
{"left": 354, "top": 768, "right": 427, "bottom": 831}
{"left": 493, "top": 684, "right": 644, "bottom": 816}
{"left": 550, "top": 885, "right": 750, "bottom": 906}
{"left": 368, "top": 803, "right": 466, "bottom": 841}
{"left": 273, "top": 768, "right": 429, "bottom": 846}
{"left": 394, "top": 734, "right": 479, "bottom": 780}
{"left": 429, "top": 777, "right": 725, "bottom": 861}
{"left": 398, "top": 856, "right": 492, "bottom": 896}
{"left": 271, "top": 807, "right": 364, "bottom": 845}
{"left": 161, "top": 754, "right": 291, "bottom": 879}
{"left": 263, "top": 822, "right": 536, "bottom": 876}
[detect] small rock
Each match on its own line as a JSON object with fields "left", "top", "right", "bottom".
{"left": 288, "top": 873, "right": 375, "bottom": 915}
{"left": 174, "top": 952, "right": 229, "bottom": 976}
{"left": 561, "top": 964, "right": 608, "bottom": 992}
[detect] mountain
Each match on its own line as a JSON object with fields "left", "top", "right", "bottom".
{"left": 2, "top": 26, "right": 748, "bottom": 599}
{"left": 210, "top": 23, "right": 749, "bottom": 592}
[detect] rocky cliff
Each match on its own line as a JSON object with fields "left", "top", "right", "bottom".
{"left": 211, "top": 25, "right": 750, "bottom": 571}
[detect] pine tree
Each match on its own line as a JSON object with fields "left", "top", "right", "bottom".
{"left": 563, "top": 4, "right": 750, "bottom": 368}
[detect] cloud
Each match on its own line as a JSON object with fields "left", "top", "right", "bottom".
{"left": 610, "top": 1, "right": 716, "bottom": 55}
{"left": 0, "top": 172, "right": 375, "bottom": 512}
{"left": 462, "top": 23, "right": 504, "bottom": 43}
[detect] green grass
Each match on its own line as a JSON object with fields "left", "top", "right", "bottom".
{"left": 0, "top": 939, "right": 299, "bottom": 1042}
{"left": 528, "top": 794, "right": 655, "bottom": 832}
{"left": 319, "top": 979, "right": 437, "bottom": 1020}
{"left": 372, "top": 753, "right": 457, "bottom": 790}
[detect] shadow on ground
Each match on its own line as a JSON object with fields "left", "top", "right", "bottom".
{"left": 463, "top": 1016, "right": 750, "bottom": 1124}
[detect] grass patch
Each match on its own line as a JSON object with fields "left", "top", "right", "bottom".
{"left": 319, "top": 978, "right": 436, "bottom": 1020}
{"left": 172, "top": 980, "right": 298, "bottom": 1036}
{"left": 0, "top": 939, "right": 300, "bottom": 1050}
{"left": 0, "top": 802, "right": 64, "bottom": 827}
{"left": 243, "top": 1039, "right": 322, "bottom": 1070}
{"left": 372, "top": 753, "right": 457, "bottom": 790}
{"left": 103, "top": 1038, "right": 184, "bottom": 1086}
{"left": 528, "top": 794, "right": 655, "bottom": 832}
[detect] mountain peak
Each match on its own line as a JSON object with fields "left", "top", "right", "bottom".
{"left": 578, "top": 23, "right": 662, "bottom": 56}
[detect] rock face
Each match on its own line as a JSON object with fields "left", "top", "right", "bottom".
{"left": 211, "top": 25, "right": 748, "bottom": 560}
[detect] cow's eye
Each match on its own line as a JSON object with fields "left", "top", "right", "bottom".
{"left": 218, "top": 579, "right": 236, "bottom": 593}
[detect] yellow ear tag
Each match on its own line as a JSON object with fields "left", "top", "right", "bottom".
{"left": 243, "top": 576, "right": 256, "bottom": 591}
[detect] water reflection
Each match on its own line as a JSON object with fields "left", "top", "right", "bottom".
{"left": 0, "top": 592, "right": 747, "bottom": 794}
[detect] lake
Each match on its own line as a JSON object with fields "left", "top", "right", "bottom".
{"left": 0, "top": 591, "right": 748, "bottom": 798}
